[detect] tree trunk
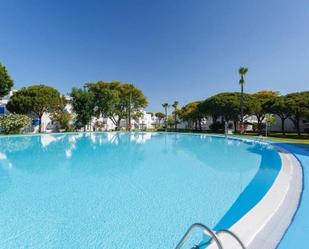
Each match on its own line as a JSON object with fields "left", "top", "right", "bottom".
{"left": 174, "top": 112, "right": 177, "bottom": 130}
{"left": 290, "top": 117, "right": 301, "bottom": 136}
{"left": 198, "top": 119, "right": 202, "bottom": 130}
{"left": 240, "top": 84, "right": 244, "bottom": 134}
{"left": 39, "top": 116, "right": 42, "bottom": 133}
{"left": 296, "top": 119, "right": 301, "bottom": 136}
{"left": 257, "top": 116, "right": 264, "bottom": 135}
{"left": 116, "top": 119, "right": 121, "bottom": 131}
{"left": 233, "top": 120, "right": 237, "bottom": 133}
{"left": 165, "top": 108, "right": 168, "bottom": 131}
{"left": 281, "top": 118, "right": 286, "bottom": 135}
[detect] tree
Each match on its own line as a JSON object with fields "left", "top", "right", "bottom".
{"left": 52, "top": 111, "right": 72, "bottom": 132}
{"left": 162, "top": 103, "right": 170, "bottom": 131}
{"left": 155, "top": 112, "right": 165, "bottom": 128}
{"left": 167, "top": 115, "right": 175, "bottom": 128}
{"left": 265, "top": 96, "right": 291, "bottom": 135}
{"left": 238, "top": 67, "right": 248, "bottom": 133}
{"left": 285, "top": 91, "right": 309, "bottom": 136}
{"left": 6, "top": 85, "right": 63, "bottom": 132}
{"left": 86, "top": 81, "right": 148, "bottom": 130}
{"left": 0, "top": 114, "right": 31, "bottom": 134}
{"left": 179, "top": 101, "right": 203, "bottom": 130}
{"left": 172, "top": 101, "right": 179, "bottom": 130}
{"left": 265, "top": 114, "right": 276, "bottom": 136}
{"left": 249, "top": 91, "right": 279, "bottom": 134}
{"left": 70, "top": 88, "right": 95, "bottom": 130}
{"left": 200, "top": 98, "right": 219, "bottom": 125}
{"left": 0, "top": 63, "right": 14, "bottom": 99}
{"left": 200, "top": 92, "right": 251, "bottom": 133}
{"left": 51, "top": 96, "right": 73, "bottom": 132}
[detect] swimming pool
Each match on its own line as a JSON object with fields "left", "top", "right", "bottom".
{"left": 0, "top": 132, "right": 283, "bottom": 248}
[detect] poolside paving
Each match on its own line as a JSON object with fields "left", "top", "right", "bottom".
{"left": 274, "top": 143, "right": 309, "bottom": 249}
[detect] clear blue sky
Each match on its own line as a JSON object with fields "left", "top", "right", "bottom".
{"left": 0, "top": 0, "right": 308, "bottom": 111}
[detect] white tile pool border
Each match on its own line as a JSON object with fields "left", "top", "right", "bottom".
{"left": 209, "top": 143, "right": 303, "bottom": 249}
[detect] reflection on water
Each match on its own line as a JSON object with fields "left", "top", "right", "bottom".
{"left": 0, "top": 133, "right": 281, "bottom": 249}
{"left": 0, "top": 132, "right": 154, "bottom": 173}
{"left": 40, "top": 134, "right": 66, "bottom": 148}
{"left": 0, "top": 136, "right": 32, "bottom": 153}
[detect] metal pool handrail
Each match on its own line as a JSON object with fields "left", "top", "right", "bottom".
{"left": 175, "top": 223, "right": 223, "bottom": 249}
{"left": 216, "top": 229, "right": 246, "bottom": 249}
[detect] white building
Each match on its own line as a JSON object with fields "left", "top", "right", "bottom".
{"left": 87, "top": 111, "right": 157, "bottom": 132}
{"left": 0, "top": 90, "right": 15, "bottom": 115}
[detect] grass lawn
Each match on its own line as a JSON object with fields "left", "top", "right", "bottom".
{"left": 244, "top": 133, "right": 309, "bottom": 144}
{"left": 165, "top": 129, "right": 309, "bottom": 145}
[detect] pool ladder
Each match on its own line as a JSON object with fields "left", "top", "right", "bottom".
{"left": 175, "top": 223, "right": 246, "bottom": 249}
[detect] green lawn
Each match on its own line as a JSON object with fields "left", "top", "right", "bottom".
{"left": 164, "top": 128, "right": 309, "bottom": 144}
{"left": 235, "top": 133, "right": 309, "bottom": 145}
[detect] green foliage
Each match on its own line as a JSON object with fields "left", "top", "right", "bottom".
{"left": 70, "top": 88, "right": 95, "bottom": 129}
{"left": 155, "top": 112, "right": 165, "bottom": 128}
{"left": 209, "top": 121, "right": 224, "bottom": 132}
{"left": 161, "top": 103, "right": 170, "bottom": 129}
{"left": 162, "top": 103, "right": 169, "bottom": 109}
{"left": 264, "top": 95, "right": 291, "bottom": 134}
{"left": 200, "top": 92, "right": 251, "bottom": 124}
{"left": 6, "top": 85, "right": 63, "bottom": 132}
{"left": 86, "top": 81, "right": 148, "bottom": 129}
{"left": 52, "top": 111, "right": 73, "bottom": 132}
{"left": 252, "top": 123, "right": 265, "bottom": 133}
{"left": 172, "top": 101, "right": 179, "bottom": 108}
{"left": 265, "top": 114, "right": 276, "bottom": 125}
{"left": 167, "top": 115, "right": 175, "bottom": 128}
{"left": 238, "top": 67, "right": 248, "bottom": 85}
{"left": 0, "top": 63, "right": 14, "bottom": 98}
{"left": 0, "top": 114, "right": 31, "bottom": 134}
{"left": 266, "top": 96, "right": 291, "bottom": 118}
{"left": 155, "top": 112, "right": 165, "bottom": 119}
{"left": 172, "top": 101, "right": 179, "bottom": 129}
{"left": 178, "top": 101, "right": 203, "bottom": 130}
{"left": 285, "top": 91, "right": 309, "bottom": 135}
{"left": 248, "top": 91, "right": 279, "bottom": 134}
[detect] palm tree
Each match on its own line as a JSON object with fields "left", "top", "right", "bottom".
{"left": 238, "top": 67, "right": 248, "bottom": 134}
{"left": 172, "top": 101, "right": 179, "bottom": 130}
{"left": 162, "top": 103, "right": 170, "bottom": 131}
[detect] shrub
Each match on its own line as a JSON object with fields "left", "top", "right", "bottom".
{"left": 0, "top": 114, "right": 31, "bottom": 134}
{"left": 51, "top": 111, "right": 73, "bottom": 132}
{"left": 304, "top": 127, "right": 309, "bottom": 135}
{"left": 209, "top": 121, "right": 224, "bottom": 132}
{"left": 252, "top": 123, "right": 266, "bottom": 133}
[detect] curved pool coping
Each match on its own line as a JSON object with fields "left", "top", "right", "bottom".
{"left": 207, "top": 141, "right": 303, "bottom": 249}
{"left": 160, "top": 132, "right": 302, "bottom": 249}
{"left": 0, "top": 132, "right": 303, "bottom": 248}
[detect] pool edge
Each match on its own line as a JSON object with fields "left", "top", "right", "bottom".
{"left": 0, "top": 131, "right": 302, "bottom": 249}
{"left": 211, "top": 144, "right": 303, "bottom": 249}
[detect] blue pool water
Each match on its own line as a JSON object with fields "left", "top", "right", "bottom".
{"left": 275, "top": 143, "right": 309, "bottom": 249}
{"left": 0, "top": 132, "right": 281, "bottom": 248}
